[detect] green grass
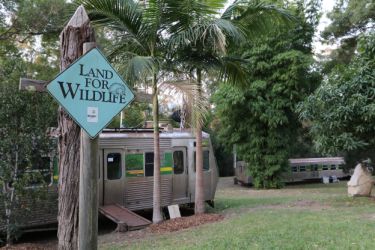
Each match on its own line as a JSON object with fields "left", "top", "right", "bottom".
{"left": 102, "top": 180, "right": 375, "bottom": 250}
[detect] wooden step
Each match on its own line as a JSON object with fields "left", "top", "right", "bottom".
{"left": 99, "top": 204, "right": 151, "bottom": 231}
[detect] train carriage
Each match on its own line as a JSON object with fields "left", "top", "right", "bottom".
{"left": 234, "top": 157, "right": 349, "bottom": 185}
{"left": 99, "top": 128, "right": 219, "bottom": 209}
{"left": 0, "top": 128, "right": 219, "bottom": 233}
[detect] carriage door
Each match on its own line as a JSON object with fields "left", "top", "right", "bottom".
{"left": 172, "top": 147, "right": 188, "bottom": 202}
{"left": 103, "top": 149, "right": 124, "bottom": 205}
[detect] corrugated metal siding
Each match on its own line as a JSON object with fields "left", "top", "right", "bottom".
{"left": 100, "top": 138, "right": 172, "bottom": 150}
{"left": 124, "top": 177, "right": 172, "bottom": 210}
{"left": 289, "top": 157, "right": 345, "bottom": 166}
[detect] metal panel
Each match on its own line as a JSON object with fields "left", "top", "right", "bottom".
{"left": 100, "top": 138, "right": 172, "bottom": 150}
{"left": 124, "top": 176, "right": 172, "bottom": 210}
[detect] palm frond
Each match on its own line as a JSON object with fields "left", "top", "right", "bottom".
{"left": 222, "top": 0, "right": 294, "bottom": 38}
{"left": 219, "top": 55, "right": 249, "bottom": 87}
{"left": 167, "top": 17, "right": 244, "bottom": 54}
{"left": 139, "top": 0, "right": 163, "bottom": 48}
{"left": 77, "top": 0, "right": 148, "bottom": 52}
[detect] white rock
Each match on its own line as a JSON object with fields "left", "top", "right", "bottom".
{"left": 347, "top": 163, "right": 375, "bottom": 197}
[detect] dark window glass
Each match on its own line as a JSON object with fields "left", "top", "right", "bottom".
{"left": 173, "top": 151, "right": 184, "bottom": 174}
{"left": 291, "top": 166, "right": 298, "bottom": 172}
{"left": 311, "top": 165, "right": 318, "bottom": 171}
{"left": 322, "top": 165, "right": 329, "bottom": 170}
{"left": 299, "top": 166, "right": 306, "bottom": 172}
{"left": 107, "top": 153, "right": 122, "bottom": 180}
{"left": 145, "top": 152, "right": 154, "bottom": 176}
{"left": 203, "top": 151, "right": 210, "bottom": 171}
{"left": 194, "top": 150, "right": 210, "bottom": 172}
{"left": 330, "top": 165, "right": 336, "bottom": 170}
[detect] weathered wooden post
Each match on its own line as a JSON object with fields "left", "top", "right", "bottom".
{"left": 57, "top": 6, "right": 95, "bottom": 250}
{"left": 78, "top": 42, "right": 98, "bottom": 250}
{"left": 19, "top": 5, "right": 137, "bottom": 249}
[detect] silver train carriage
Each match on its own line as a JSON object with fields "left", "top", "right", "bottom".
{"left": 99, "top": 128, "right": 219, "bottom": 209}
{"left": 0, "top": 128, "right": 219, "bottom": 233}
{"left": 234, "top": 157, "right": 349, "bottom": 185}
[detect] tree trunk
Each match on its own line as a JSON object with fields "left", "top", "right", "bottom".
{"left": 152, "top": 74, "right": 163, "bottom": 223}
{"left": 195, "top": 69, "right": 205, "bottom": 214}
{"left": 57, "top": 6, "right": 95, "bottom": 250}
{"left": 5, "top": 147, "right": 18, "bottom": 246}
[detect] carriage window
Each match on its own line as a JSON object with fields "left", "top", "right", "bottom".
{"left": 322, "top": 165, "right": 329, "bottom": 170}
{"left": 173, "top": 151, "right": 184, "bottom": 174}
{"left": 291, "top": 166, "right": 297, "bottom": 172}
{"left": 299, "top": 166, "right": 306, "bottom": 172}
{"left": 338, "top": 164, "right": 343, "bottom": 169}
{"left": 145, "top": 152, "right": 154, "bottom": 176}
{"left": 311, "top": 165, "right": 318, "bottom": 171}
{"left": 125, "top": 153, "right": 144, "bottom": 177}
{"left": 203, "top": 151, "right": 210, "bottom": 171}
{"left": 193, "top": 150, "right": 210, "bottom": 171}
{"left": 107, "top": 153, "right": 122, "bottom": 180}
{"left": 330, "top": 165, "right": 336, "bottom": 170}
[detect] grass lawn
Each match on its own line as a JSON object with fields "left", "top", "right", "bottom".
{"left": 101, "top": 178, "right": 375, "bottom": 250}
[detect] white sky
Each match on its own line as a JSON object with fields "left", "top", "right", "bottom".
{"left": 313, "top": 0, "right": 336, "bottom": 55}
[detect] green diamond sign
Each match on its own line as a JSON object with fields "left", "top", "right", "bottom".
{"left": 47, "top": 48, "right": 135, "bottom": 138}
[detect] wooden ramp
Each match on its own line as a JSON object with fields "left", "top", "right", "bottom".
{"left": 99, "top": 204, "right": 151, "bottom": 232}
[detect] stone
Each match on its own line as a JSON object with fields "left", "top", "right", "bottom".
{"left": 347, "top": 163, "right": 375, "bottom": 197}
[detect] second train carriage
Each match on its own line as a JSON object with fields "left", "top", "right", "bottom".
{"left": 234, "top": 157, "right": 349, "bottom": 185}
{"left": 0, "top": 128, "right": 219, "bottom": 233}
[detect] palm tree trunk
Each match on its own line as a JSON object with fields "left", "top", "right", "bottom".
{"left": 152, "top": 74, "right": 163, "bottom": 223}
{"left": 195, "top": 69, "right": 205, "bottom": 214}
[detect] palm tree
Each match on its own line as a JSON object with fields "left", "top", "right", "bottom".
{"left": 79, "top": 0, "right": 171, "bottom": 223}
{"left": 79, "top": 0, "right": 293, "bottom": 218}
{"left": 167, "top": 0, "right": 293, "bottom": 214}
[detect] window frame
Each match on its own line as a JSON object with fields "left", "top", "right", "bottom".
{"left": 193, "top": 148, "right": 211, "bottom": 172}
{"left": 173, "top": 150, "right": 185, "bottom": 175}
{"left": 106, "top": 152, "right": 123, "bottom": 180}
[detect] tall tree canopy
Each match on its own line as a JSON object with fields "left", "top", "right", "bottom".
{"left": 213, "top": 1, "right": 320, "bottom": 188}
{"left": 298, "top": 33, "right": 375, "bottom": 166}
{"left": 321, "top": 0, "right": 375, "bottom": 72}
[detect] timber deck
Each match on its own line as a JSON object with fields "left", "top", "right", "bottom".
{"left": 99, "top": 204, "right": 151, "bottom": 231}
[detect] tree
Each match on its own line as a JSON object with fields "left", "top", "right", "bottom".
{"left": 0, "top": 1, "right": 63, "bottom": 245}
{"left": 80, "top": 0, "right": 180, "bottom": 223}
{"left": 298, "top": 33, "right": 375, "bottom": 167}
{"left": 0, "top": 84, "right": 56, "bottom": 246}
{"left": 168, "top": 0, "right": 293, "bottom": 206}
{"left": 213, "top": 1, "right": 320, "bottom": 188}
{"left": 320, "top": 0, "right": 375, "bottom": 73}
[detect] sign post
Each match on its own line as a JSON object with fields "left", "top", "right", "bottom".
{"left": 46, "top": 7, "right": 134, "bottom": 249}
{"left": 78, "top": 42, "right": 98, "bottom": 250}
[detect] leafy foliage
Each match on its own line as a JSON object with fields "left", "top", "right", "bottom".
{"left": 0, "top": 0, "right": 63, "bottom": 244}
{"left": 321, "top": 0, "right": 375, "bottom": 73}
{"left": 298, "top": 33, "right": 375, "bottom": 166}
{"left": 213, "top": 1, "right": 320, "bottom": 188}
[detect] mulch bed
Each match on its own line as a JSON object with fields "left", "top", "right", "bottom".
{"left": 147, "top": 213, "right": 224, "bottom": 233}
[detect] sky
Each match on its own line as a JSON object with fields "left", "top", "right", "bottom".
{"left": 313, "top": 0, "right": 336, "bottom": 55}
